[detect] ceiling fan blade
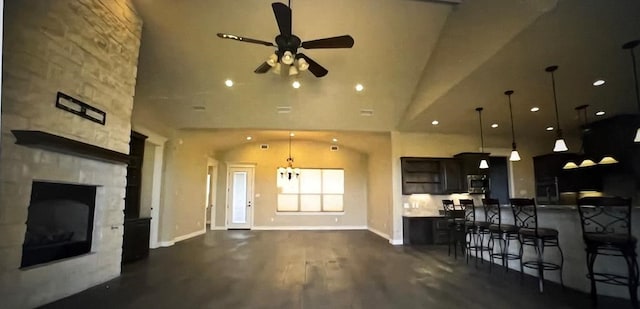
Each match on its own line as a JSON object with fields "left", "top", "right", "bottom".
{"left": 254, "top": 62, "right": 272, "bottom": 74}
{"left": 297, "top": 53, "right": 328, "bottom": 78}
{"left": 272, "top": 2, "right": 292, "bottom": 36}
{"left": 301, "top": 35, "right": 354, "bottom": 49}
{"left": 216, "top": 33, "right": 275, "bottom": 47}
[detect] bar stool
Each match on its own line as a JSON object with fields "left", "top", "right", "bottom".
{"left": 510, "top": 198, "right": 564, "bottom": 292}
{"left": 577, "top": 197, "right": 638, "bottom": 308}
{"left": 460, "top": 199, "right": 490, "bottom": 266}
{"left": 483, "top": 198, "right": 520, "bottom": 272}
{"left": 442, "top": 199, "right": 464, "bottom": 259}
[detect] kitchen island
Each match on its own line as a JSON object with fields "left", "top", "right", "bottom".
{"left": 472, "top": 204, "right": 640, "bottom": 300}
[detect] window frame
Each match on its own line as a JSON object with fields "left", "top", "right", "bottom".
{"left": 276, "top": 168, "right": 345, "bottom": 213}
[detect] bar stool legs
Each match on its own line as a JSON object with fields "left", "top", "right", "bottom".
{"left": 520, "top": 236, "right": 564, "bottom": 293}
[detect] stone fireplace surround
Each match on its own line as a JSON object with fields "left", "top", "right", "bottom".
{"left": 0, "top": 132, "right": 129, "bottom": 307}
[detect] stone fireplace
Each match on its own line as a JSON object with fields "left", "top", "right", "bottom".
{"left": 21, "top": 181, "right": 97, "bottom": 268}
{"left": 0, "top": 0, "right": 142, "bottom": 307}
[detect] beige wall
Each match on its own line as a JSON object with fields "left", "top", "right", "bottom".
{"left": 158, "top": 134, "right": 211, "bottom": 240}
{"left": 215, "top": 140, "right": 368, "bottom": 228}
{"left": 0, "top": 1, "right": 142, "bottom": 307}
{"left": 366, "top": 135, "right": 393, "bottom": 238}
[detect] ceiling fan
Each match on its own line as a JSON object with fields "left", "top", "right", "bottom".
{"left": 216, "top": 1, "right": 354, "bottom": 78}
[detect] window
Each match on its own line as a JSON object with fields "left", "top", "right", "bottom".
{"left": 277, "top": 168, "right": 344, "bottom": 212}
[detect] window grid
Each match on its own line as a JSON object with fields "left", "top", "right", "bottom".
{"left": 277, "top": 168, "right": 344, "bottom": 212}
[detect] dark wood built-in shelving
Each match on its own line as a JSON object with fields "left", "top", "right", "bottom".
{"left": 12, "top": 130, "right": 129, "bottom": 164}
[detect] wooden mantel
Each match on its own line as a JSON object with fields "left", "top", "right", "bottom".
{"left": 11, "top": 130, "right": 129, "bottom": 164}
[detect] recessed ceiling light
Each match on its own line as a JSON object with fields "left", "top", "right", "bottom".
{"left": 332, "top": 138, "right": 338, "bottom": 142}
{"left": 432, "top": 120, "right": 439, "bottom": 125}
{"left": 225, "top": 79, "right": 234, "bottom": 87}
{"left": 593, "top": 80, "right": 605, "bottom": 86}
{"left": 491, "top": 123, "right": 498, "bottom": 128}
{"left": 292, "top": 81, "right": 301, "bottom": 89}
{"left": 546, "top": 126, "right": 554, "bottom": 131}
{"left": 246, "top": 136, "right": 252, "bottom": 141}
{"left": 289, "top": 132, "right": 295, "bottom": 137}
{"left": 530, "top": 107, "right": 540, "bottom": 112}
{"left": 355, "top": 84, "right": 364, "bottom": 92}
{"left": 595, "top": 111, "right": 606, "bottom": 116}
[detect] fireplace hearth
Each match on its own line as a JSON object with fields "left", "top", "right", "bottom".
{"left": 21, "top": 181, "right": 96, "bottom": 268}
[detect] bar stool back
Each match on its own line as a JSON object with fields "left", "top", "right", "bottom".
{"left": 577, "top": 196, "right": 638, "bottom": 308}
{"left": 460, "top": 199, "right": 490, "bottom": 266}
{"left": 484, "top": 198, "right": 519, "bottom": 272}
{"left": 442, "top": 199, "right": 464, "bottom": 258}
{"left": 510, "top": 198, "right": 564, "bottom": 292}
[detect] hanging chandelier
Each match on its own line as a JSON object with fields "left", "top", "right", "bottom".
{"left": 278, "top": 133, "right": 301, "bottom": 180}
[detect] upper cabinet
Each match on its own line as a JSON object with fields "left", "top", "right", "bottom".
{"left": 401, "top": 157, "right": 442, "bottom": 194}
{"left": 400, "top": 157, "right": 463, "bottom": 194}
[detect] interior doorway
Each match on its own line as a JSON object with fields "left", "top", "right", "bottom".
{"left": 226, "top": 165, "right": 255, "bottom": 229}
{"left": 206, "top": 163, "right": 218, "bottom": 229}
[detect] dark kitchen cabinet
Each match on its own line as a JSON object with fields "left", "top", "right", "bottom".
{"left": 454, "top": 152, "right": 489, "bottom": 191}
{"left": 403, "top": 216, "right": 448, "bottom": 245}
{"left": 533, "top": 153, "right": 602, "bottom": 204}
{"left": 441, "top": 158, "right": 462, "bottom": 193}
{"left": 401, "top": 157, "right": 442, "bottom": 194}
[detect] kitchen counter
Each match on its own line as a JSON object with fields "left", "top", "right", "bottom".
{"left": 471, "top": 205, "right": 640, "bottom": 300}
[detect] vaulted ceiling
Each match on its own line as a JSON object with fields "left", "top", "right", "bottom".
{"left": 132, "top": 0, "right": 640, "bottom": 144}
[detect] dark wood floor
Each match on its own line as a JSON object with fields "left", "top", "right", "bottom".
{"left": 42, "top": 230, "right": 631, "bottom": 309}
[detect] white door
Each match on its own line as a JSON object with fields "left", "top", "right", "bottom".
{"left": 226, "top": 165, "right": 254, "bottom": 229}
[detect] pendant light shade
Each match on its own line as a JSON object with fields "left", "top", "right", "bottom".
{"left": 505, "top": 90, "right": 521, "bottom": 162}
{"left": 475, "top": 107, "right": 489, "bottom": 169}
{"left": 546, "top": 65, "right": 568, "bottom": 152}
{"left": 553, "top": 139, "right": 568, "bottom": 152}
{"left": 623, "top": 40, "right": 640, "bottom": 142}
{"left": 578, "top": 159, "right": 597, "bottom": 168}
{"left": 509, "top": 150, "right": 521, "bottom": 162}
{"left": 562, "top": 161, "right": 579, "bottom": 170}
{"left": 598, "top": 156, "right": 619, "bottom": 165}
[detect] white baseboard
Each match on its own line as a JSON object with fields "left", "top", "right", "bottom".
{"left": 173, "top": 229, "right": 206, "bottom": 243}
{"left": 389, "top": 238, "right": 403, "bottom": 245}
{"left": 210, "top": 226, "right": 227, "bottom": 230}
{"left": 367, "top": 227, "right": 390, "bottom": 240}
{"left": 158, "top": 241, "right": 175, "bottom": 247}
{"left": 252, "top": 225, "right": 367, "bottom": 230}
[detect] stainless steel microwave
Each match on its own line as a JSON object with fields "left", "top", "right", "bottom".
{"left": 467, "top": 175, "right": 489, "bottom": 194}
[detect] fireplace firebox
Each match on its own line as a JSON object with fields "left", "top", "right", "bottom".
{"left": 21, "top": 181, "right": 96, "bottom": 268}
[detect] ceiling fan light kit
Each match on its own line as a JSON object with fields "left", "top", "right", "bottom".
{"left": 217, "top": 2, "right": 354, "bottom": 78}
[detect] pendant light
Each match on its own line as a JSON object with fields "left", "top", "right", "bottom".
{"left": 622, "top": 40, "right": 640, "bottom": 142}
{"left": 505, "top": 90, "right": 521, "bottom": 161}
{"left": 546, "top": 65, "right": 568, "bottom": 152}
{"left": 476, "top": 107, "right": 489, "bottom": 169}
